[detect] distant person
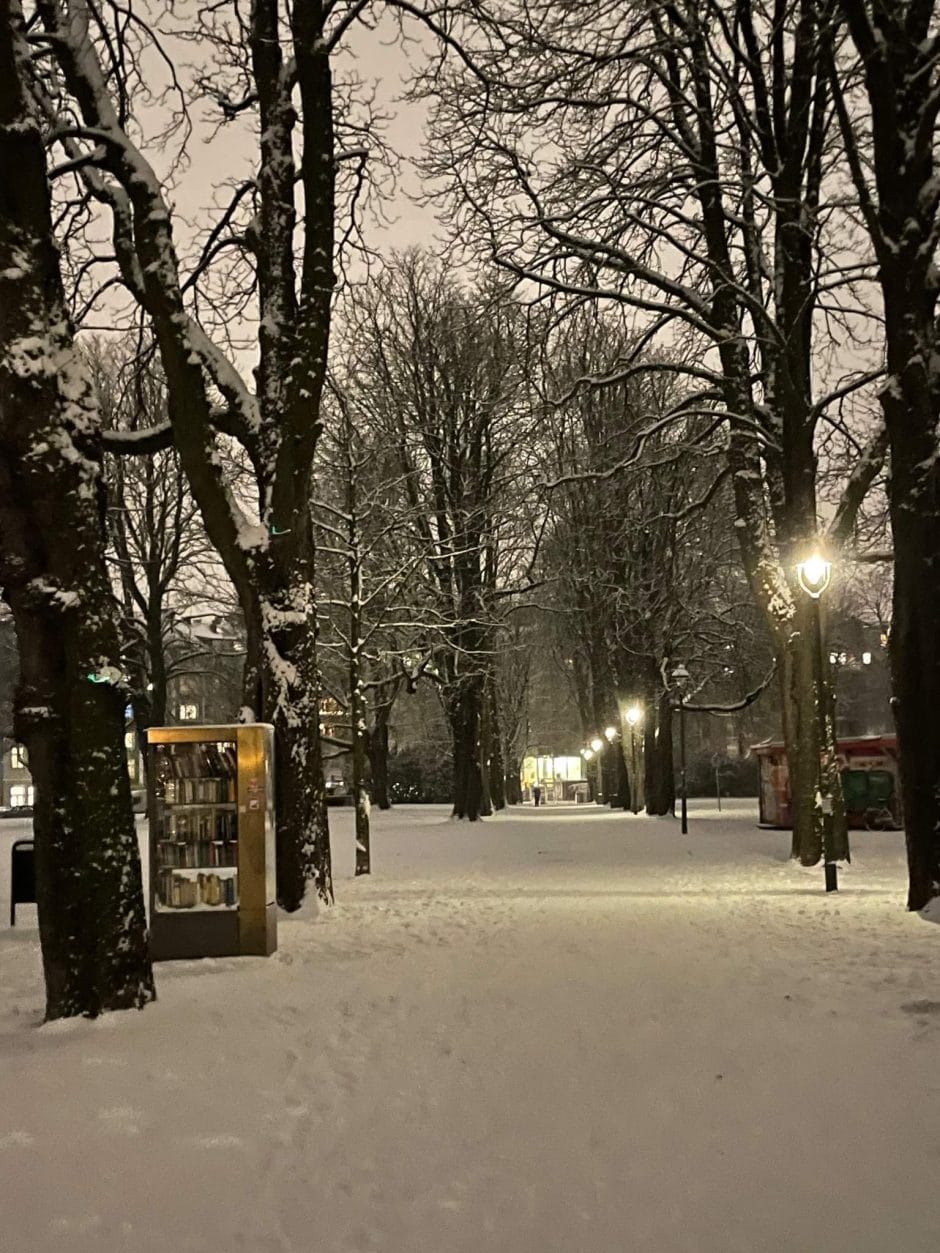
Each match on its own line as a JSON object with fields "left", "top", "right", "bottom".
{"left": 532, "top": 785, "right": 542, "bottom": 807}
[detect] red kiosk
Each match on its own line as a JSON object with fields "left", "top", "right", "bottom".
{"left": 753, "top": 734, "right": 902, "bottom": 830}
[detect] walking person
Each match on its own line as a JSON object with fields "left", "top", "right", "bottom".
{"left": 532, "top": 785, "right": 542, "bottom": 807}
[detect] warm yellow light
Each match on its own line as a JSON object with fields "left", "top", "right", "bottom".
{"left": 590, "top": 737, "right": 603, "bottom": 753}
{"left": 604, "top": 725, "right": 618, "bottom": 741}
{"left": 625, "top": 705, "right": 642, "bottom": 727}
{"left": 582, "top": 747, "right": 594, "bottom": 761}
{"left": 796, "top": 552, "right": 832, "bottom": 598}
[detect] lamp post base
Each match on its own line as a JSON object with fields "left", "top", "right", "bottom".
{"left": 825, "top": 862, "right": 839, "bottom": 893}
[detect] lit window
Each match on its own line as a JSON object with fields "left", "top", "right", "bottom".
{"left": 178, "top": 704, "right": 198, "bottom": 722}
{"left": 10, "top": 744, "right": 27, "bottom": 770}
{"left": 10, "top": 784, "right": 34, "bottom": 808}
{"left": 125, "top": 731, "right": 137, "bottom": 751}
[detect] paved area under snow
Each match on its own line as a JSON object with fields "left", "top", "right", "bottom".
{"left": 1, "top": 800, "right": 939, "bottom": 1252}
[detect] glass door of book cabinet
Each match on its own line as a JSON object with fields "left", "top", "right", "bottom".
{"left": 153, "top": 740, "right": 239, "bottom": 912}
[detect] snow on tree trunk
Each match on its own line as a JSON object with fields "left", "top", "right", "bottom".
{"left": 245, "top": 568, "right": 332, "bottom": 910}
{"left": 0, "top": 13, "right": 154, "bottom": 1018}
{"left": 350, "top": 631, "right": 370, "bottom": 877}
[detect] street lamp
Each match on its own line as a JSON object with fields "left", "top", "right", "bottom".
{"left": 670, "top": 665, "right": 690, "bottom": 834}
{"left": 625, "top": 704, "right": 643, "bottom": 815}
{"left": 796, "top": 553, "right": 832, "bottom": 599}
{"left": 796, "top": 550, "right": 841, "bottom": 892}
{"left": 589, "top": 736, "right": 604, "bottom": 802}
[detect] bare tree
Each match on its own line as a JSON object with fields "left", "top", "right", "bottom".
{"left": 27, "top": 0, "right": 405, "bottom": 907}
{"left": 536, "top": 316, "right": 769, "bottom": 813}
{"left": 85, "top": 339, "right": 234, "bottom": 779}
{"left": 419, "top": 0, "right": 891, "bottom": 860}
{"left": 315, "top": 384, "right": 432, "bottom": 871}
{"left": 0, "top": 0, "right": 153, "bottom": 1018}
{"left": 829, "top": 0, "right": 940, "bottom": 910}
{"left": 346, "top": 254, "right": 541, "bottom": 819}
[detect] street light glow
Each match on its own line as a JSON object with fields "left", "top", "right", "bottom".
{"left": 796, "top": 552, "right": 832, "bottom": 599}
{"left": 625, "top": 705, "right": 642, "bottom": 727}
{"left": 604, "top": 725, "right": 618, "bottom": 741}
{"left": 590, "top": 737, "right": 603, "bottom": 753}
{"left": 582, "top": 747, "right": 594, "bottom": 761}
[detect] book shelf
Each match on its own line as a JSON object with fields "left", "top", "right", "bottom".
{"left": 147, "top": 724, "right": 276, "bottom": 960}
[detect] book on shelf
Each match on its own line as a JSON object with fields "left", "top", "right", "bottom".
{"left": 163, "top": 809, "right": 237, "bottom": 843}
{"left": 154, "top": 741, "right": 238, "bottom": 804}
{"left": 157, "top": 869, "right": 239, "bottom": 910}
{"left": 156, "top": 839, "right": 237, "bottom": 869}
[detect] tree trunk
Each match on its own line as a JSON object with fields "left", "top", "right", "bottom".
{"left": 367, "top": 708, "right": 391, "bottom": 810}
{"left": 881, "top": 366, "right": 940, "bottom": 908}
{"left": 0, "top": 24, "right": 155, "bottom": 1018}
{"left": 485, "top": 677, "right": 506, "bottom": 810}
{"left": 132, "top": 608, "right": 168, "bottom": 816}
{"left": 834, "top": 0, "right": 940, "bottom": 911}
{"left": 349, "top": 554, "right": 370, "bottom": 875}
{"left": 448, "top": 677, "right": 486, "bottom": 819}
{"left": 644, "top": 692, "right": 675, "bottom": 815}
{"left": 245, "top": 554, "right": 332, "bottom": 909}
{"left": 780, "top": 601, "right": 849, "bottom": 865}
{"left": 504, "top": 756, "right": 523, "bottom": 805}
{"left": 612, "top": 748, "right": 630, "bottom": 810}
{"left": 780, "top": 613, "right": 820, "bottom": 865}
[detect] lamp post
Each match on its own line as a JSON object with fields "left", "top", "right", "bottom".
{"left": 670, "top": 665, "right": 690, "bottom": 834}
{"left": 581, "top": 746, "right": 594, "bottom": 802}
{"left": 795, "top": 551, "right": 840, "bottom": 892}
{"left": 590, "top": 736, "right": 604, "bottom": 802}
{"left": 625, "top": 705, "right": 643, "bottom": 814}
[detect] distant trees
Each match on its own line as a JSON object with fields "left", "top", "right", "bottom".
{"left": 315, "top": 381, "right": 431, "bottom": 869}
{"left": 86, "top": 338, "right": 237, "bottom": 782}
{"left": 344, "top": 254, "right": 541, "bottom": 819}
{"left": 536, "top": 316, "right": 770, "bottom": 814}
{"left": 0, "top": 1, "right": 153, "bottom": 1018}
{"left": 421, "top": 0, "right": 891, "bottom": 860}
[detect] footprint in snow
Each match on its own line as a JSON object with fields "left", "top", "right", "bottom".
{"left": 901, "top": 999, "right": 940, "bottom": 1019}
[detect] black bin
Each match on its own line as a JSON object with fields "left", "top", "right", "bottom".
{"left": 10, "top": 839, "right": 35, "bottom": 926}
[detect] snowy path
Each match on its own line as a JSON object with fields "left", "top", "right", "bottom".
{"left": 2, "top": 802, "right": 939, "bottom": 1252}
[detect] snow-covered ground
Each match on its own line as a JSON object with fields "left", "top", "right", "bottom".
{"left": 2, "top": 800, "right": 939, "bottom": 1253}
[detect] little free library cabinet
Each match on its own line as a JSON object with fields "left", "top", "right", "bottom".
{"left": 147, "top": 724, "right": 277, "bottom": 961}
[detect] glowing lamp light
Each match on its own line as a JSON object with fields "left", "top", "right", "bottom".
{"left": 582, "top": 747, "right": 594, "bottom": 761}
{"left": 796, "top": 552, "right": 832, "bottom": 599}
{"left": 625, "top": 705, "right": 642, "bottom": 727}
{"left": 590, "top": 737, "right": 603, "bottom": 753}
{"left": 604, "top": 725, "right": 618, "bottom": 741}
